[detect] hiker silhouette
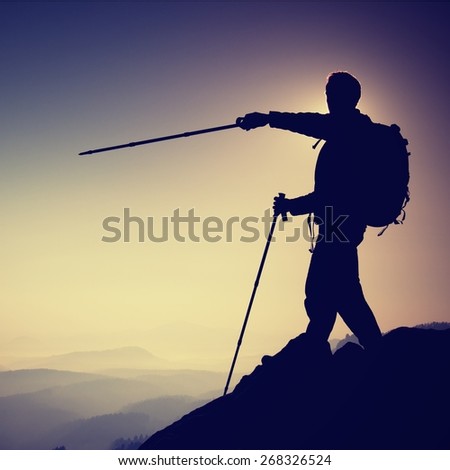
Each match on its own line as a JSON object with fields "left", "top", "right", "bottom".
{"left": 238, "top": 71, "right": 384, "bottom": 351}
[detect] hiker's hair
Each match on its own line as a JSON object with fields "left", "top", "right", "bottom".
{"left": 326, "top": 71, "right": 361, "bottom": 108}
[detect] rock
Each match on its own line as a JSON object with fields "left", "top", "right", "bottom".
{"left": 140, "top": 327, "right": 450, "bottom": 450}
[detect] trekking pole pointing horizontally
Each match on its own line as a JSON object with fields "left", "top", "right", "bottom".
{"left": 223, "top": 194, "right": 288, "bottom": 396}
{"left": 78, "top": 122, "right": 241, "bottom": 156}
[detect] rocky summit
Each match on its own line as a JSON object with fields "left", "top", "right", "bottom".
{"left": 140, "top": 327, "right": 450, "bottom": 450}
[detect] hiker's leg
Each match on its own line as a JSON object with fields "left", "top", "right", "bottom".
{"left": 340, "top": 287, "right": 382, "bottom": 350}
{"left": 336, "top": 246, "right": 382, "bottom": 350}
{"left": 304, "top": 245, "right": 338, "bottom": 342}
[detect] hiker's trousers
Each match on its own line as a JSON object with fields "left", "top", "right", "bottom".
{"left": 304, "top": 240, "right": 382, "bottom": 349}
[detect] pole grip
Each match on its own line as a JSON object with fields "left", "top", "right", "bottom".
{"left": 278, "top": 192, "right": 288, "bottom": 222}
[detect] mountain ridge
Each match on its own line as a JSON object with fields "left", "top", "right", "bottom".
{"left": 141, "top": 326, "right": 450, "bottom": 450}
{"left": 4, "top": 346, "right": 167, "bottom": 372}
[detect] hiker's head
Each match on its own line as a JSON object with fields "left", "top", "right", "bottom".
{"left": 326, "top": 72, "right": 361, "bottom": 114}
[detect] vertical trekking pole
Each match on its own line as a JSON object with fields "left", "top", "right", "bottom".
{"left": 223, "top": 193, "right": 287, "bottom": 396}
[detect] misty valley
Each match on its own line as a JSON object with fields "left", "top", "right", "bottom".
{"left": 0, "top": 349, "right": 226, "bottom": 450}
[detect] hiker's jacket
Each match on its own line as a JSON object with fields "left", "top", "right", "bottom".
{"left": 268, "top": 109, "right": 373, "bottom": 244}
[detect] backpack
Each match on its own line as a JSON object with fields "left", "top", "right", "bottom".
{"left": 362, "top": 122, "right": 410, "bottom": 233}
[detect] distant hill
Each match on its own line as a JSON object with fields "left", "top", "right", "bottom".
{"left": 0, "top": 368, "right": 222, "bottom": 449}
{"left": 0, "top": 376, "right": 181, "bottom": 421}
{"left": 0, "top": 391, "right": 79, "bottom": 450}
{"left": 334, "top": 333, "right": 360, "bottom": 351}
{"left": 39, "top": 412, "right": 153, "bottom": 450}
{"left": 134, "top": 370, "right": 224, "bottom": 397}
{"left": 122, "top": 395, "right": 206, "bottom": 416}
{"left": 0, "top": 369, "right": 101, "bottom": 397}
{"left": 41, "top": 395, "right": 208, "bottom": 450}
{"left": 414, "top": 321, "right": 450, "bottom": 330}
{"left": 141, "top": 327, "right": 450, "bottom": 450}
{"left": 333, "top": 322, "right": 450, "bottom": 352}
{"left": 8, "top": 347, "right": 167, "bottom": 372}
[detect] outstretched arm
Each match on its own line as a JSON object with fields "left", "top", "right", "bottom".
{"left": 237, "top": 111, "right": 331, "bottom": 140}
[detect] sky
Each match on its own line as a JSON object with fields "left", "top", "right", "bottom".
{"left": 1, "top": 1, "right": 449, "bottom": 374}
